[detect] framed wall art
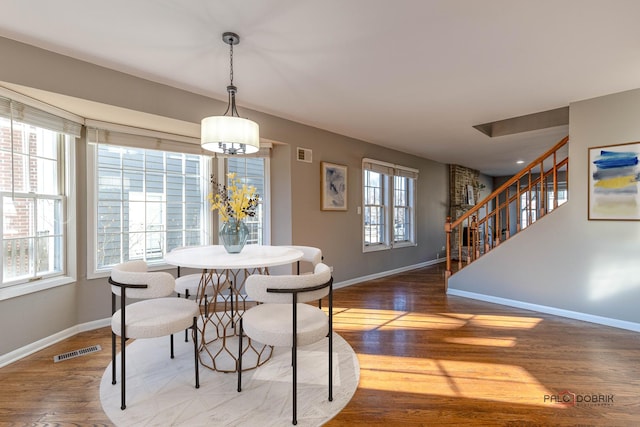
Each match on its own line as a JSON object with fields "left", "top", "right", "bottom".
{"left": 588, "top": 141, "right": 640, "bottom": 220}
{"left": 321, "top": 161, "right": 347, "bottom": 211}
{"left": 466, "top": 184, "right": 475, "bottom": 205}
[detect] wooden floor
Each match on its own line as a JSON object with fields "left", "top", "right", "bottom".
{"left": 1, "top": 263, "right": 639, "bottom": 426}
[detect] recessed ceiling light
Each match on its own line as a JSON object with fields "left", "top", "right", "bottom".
{"left": 516, "top": 160, "right": 525, "bottom": 164}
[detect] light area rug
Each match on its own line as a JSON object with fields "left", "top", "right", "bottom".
{"left": 100, "top": 333, "right": 359, "bottom": 426}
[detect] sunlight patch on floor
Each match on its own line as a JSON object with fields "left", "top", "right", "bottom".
{"left": 443, "top": 336, "right": 517, "bottom": 347}
{"left": 331, "top": 307, "right": 542, "bottom": 332}
{"left": 357, "top": 353, "right": 554, "bottom": 407}
{"left": 468, "top": 314, "right": 542, "bottom": 329}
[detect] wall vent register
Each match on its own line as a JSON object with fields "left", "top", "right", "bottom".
{"left": 297, "top": 147, "right": 312, "bottom": 163}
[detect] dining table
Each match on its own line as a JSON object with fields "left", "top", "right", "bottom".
{"left": 164, "top": 244, "right": 303, "bottom": 372}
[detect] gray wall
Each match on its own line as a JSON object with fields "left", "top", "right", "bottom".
{"left": 0, "top": 37, "right": 448, "bottom": 356}
{"left": 449, "top": 88, "right": 640, "bottom": 326}
{"left": 287, "top": 129, "right": 448, "bottom": 280}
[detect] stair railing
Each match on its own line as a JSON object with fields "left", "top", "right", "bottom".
{"left": 444, "top": 136, "right": 569, "bottom": 286}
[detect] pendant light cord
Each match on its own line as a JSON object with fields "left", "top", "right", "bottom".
{"left": 223, "top": 40, "right": 237, "bottom": 117}
{"left": 229, "top": 40, "right": 234, "bottom": 87}
{"left": 223, "top": 37, "right": 240, "bottom": 118}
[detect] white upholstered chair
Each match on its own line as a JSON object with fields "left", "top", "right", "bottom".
{"left": 286, "top": 245, "right": 324, "bottom": 308}
{"left": 237, "top": 262, "right": 333, "bottom": 425}
{"left": 109, "top": 260, "right": 200, "bottom": 410}
{"left": 286, "top": 245, "right": 323, "bottom": 275}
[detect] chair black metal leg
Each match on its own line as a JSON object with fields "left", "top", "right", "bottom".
{"left": 111, "top": 330, "right": 116, "bottom": 385}
{"left": 292, "top": 341, "right": 298, "bottom": 425}
{"left": 120, "top": 332, "right": 126, "bottom": 410}
{"left": 292, "top": 299, "right": 298, "bottom": 425}
{"left": 192, "top": 317, "right": 200, "bottom": 389}
{"left": 328, "top": 333, "right": 333, "bottom": 402}
{"left": 111, "top": 291, "right": 116, "bottom": 385}
{"left": 329, "top": 281, "right": 333, "bottom": 402}
{"left": 120, "top": 290, "right": 127, "bottom": 410}
{"left": 184, "top": 289, "right": 190, "bottom": 342}
{"left": 237, "top": 318, "right": 243, "bottom": 392}
{"left": 170, "top": 334, "right": 175, "bottom": 359}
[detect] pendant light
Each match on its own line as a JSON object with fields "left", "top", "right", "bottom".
{"left": 201, "top": 32, "right": 260, "bottom": 155}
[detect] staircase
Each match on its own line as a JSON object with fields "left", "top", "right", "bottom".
{"left": 444, "top": 136, "right": 569, "bottom": 286}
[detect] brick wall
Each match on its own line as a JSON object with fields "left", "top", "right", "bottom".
{"left": 449, "top": 164, "right": 481, "bottom": 220}
{"left": 1, "top": 124, "right": 37, "bottom": 277}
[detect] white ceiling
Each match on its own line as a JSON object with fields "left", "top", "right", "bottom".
{"left": 2, "top": 0, "right": 640, "bottom": 176}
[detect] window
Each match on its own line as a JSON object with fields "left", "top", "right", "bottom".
{"left": 520, "top": 181, "right": 567, "bottom": 229}
{"left": 219, "top": 156, "right": 270, "bottom": 245}
{"left": 0, "top": 95, "right": 81, "bottom": 295}
{"left": 547, "top": 181, "right": 568, "bottom": 212}
{"left": 520, "top": 190, "right": 537, "bottom": 230}
{"left": 87, "top": 126, "right": 210, "bottom": 275}
{"left": 393, "top": 175, "right": 414, "bottom": 243}
{"left": 363, "top": 169, "right": 386, "bottom": 246}
{"left": 362, "top": 158, "right": 418, "bottom": 252}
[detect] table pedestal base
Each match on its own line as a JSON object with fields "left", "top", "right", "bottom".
{"left": 193, "top": 268, "right": 274, "bottom": 373}
{"left": 197, "top": 321, "right": 273, "bottom": 372}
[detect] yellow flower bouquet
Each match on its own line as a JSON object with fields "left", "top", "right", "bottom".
{"left": 208, "top": 173, "right": 259, "bottom": 222}
{"left": 209, "top": 173, "right": 258, "bottom": 253}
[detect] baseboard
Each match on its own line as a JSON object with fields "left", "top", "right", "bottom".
{"left": 0, "top": 318, "right": 111, "bottom": 368}
{"left": 447, "top": 288, "right": 640, "bottom": 332}
{"left": 333, "top": 258, "right": 445, "bottom": 290}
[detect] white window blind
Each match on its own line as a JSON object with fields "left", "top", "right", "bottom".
{"left": 395, "top": 165, "right": 419, "bottom": 179}
{"left": 0, "top": 96, "right": 82, "bottom": 137}
{"left": 363, "top": 159, "right": 394, "bottom": 176}
{"left": 86, "top": 120, "right": 272, "bottom": 158}
{"left": 86, "top": 121, "right": 205, "bottom": 156}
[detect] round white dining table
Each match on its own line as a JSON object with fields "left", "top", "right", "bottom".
{"left": 164, "top": 244, "right": 303, "bottom": 270}
{"left": 164, "top": 245, "right": 303, "bottom": 372}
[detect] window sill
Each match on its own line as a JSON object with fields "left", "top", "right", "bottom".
{"left": 0, "top": 275, "right": 76, "bottom": 302}
{"left": 363, "top": 244, "right": 391, "bottom": 253}
{"left": 363, "top": 241, "right": 417, "bottom": 253}
{"left": 392, "top": 241, "right": 417, "bottom": 249}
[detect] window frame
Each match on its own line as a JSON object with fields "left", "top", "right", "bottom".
{"left": 86, "top": 133, "right": 272, "bottom": 278}
{"left": 363, "top": 168, "right": 390, "bottom": 252}
{"left": 86, "top": 129, "right": 212, "bottom": 278}
{"left": 215, "top": 156, "right": 271, "bottom": 246}
{"left": 392, "top": 174, "right": 416, "bottom": 248}
{"left": 0, "top": 93, "right": 79, "bottom": 300}
{"left": 362, "top": 158, "right": 418, "bottom": 253}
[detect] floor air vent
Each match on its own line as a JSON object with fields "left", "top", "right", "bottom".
{"left": 53, "top": 344, "right": 102, "bottom": 363}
